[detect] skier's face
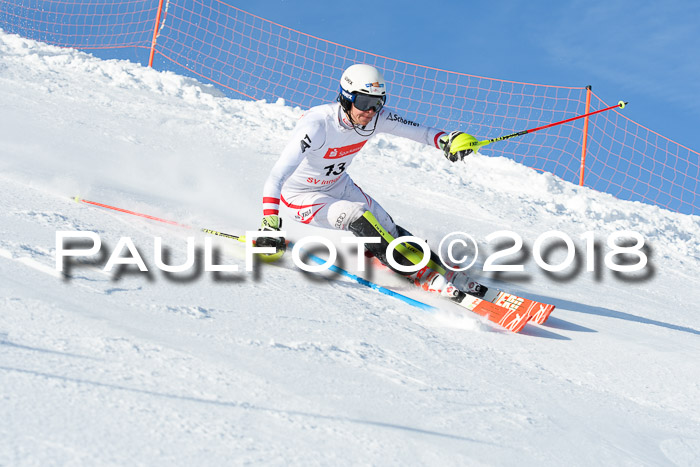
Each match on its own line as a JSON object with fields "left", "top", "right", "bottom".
{"left": 350, "top": 104, "right": 376, "bottom": 126}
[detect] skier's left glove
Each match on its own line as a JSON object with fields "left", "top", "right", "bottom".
{"left": 257, "top": 214, "right": 287, "bottom": 253}
{"left": 439, "top": 131, "right": 478, "bottom": 162}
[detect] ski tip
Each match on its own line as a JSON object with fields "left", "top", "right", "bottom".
{"left": 529, "top": 304, "right": 556, "bottom": 325}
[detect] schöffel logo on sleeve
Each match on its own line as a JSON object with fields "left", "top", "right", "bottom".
{"left": 387, "top": 113, "right": 419, "bottom": 127}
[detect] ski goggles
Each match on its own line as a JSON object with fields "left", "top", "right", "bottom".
{"left": 351, "top": 92, "right": 386, "bottom": 112}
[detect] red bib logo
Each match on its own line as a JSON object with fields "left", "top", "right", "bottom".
{"left": 324, "top": 141, "right": 367, "bottom": 159}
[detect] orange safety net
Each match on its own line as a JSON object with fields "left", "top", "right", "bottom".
{"left": 2, "top": 0, "right": 698, "bottom": 215}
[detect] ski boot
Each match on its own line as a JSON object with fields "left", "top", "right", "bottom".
{"left": 409, "top": 266, "right": 460, "bottom": 299}
{"left": 444, "top": 269, "right": 488, "bottom": 298}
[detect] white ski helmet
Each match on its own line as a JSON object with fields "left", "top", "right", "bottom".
{"left": 338, "top": 64, "right": 387, "bottom": 112}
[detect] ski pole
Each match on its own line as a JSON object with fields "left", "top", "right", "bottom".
{"left": 73, "top": 196, "right": 241, "bottom": 239}
{"left": 471, "top": 100, "right": 628, "bottom": 150}
{"left": 73, "top": 196, "right": 437, "bottom": 311}
{"left": 72, "top": 196, "right": 284, "bottom": 260}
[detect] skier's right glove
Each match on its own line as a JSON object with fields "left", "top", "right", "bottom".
{"left": 439, "top": 131, "right": 478, "bottom": 162}
{"left": 256, "top": 214, "right": 287, "bottom": 253}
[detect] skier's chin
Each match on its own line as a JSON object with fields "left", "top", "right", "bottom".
{"left": 355, "top": 114, "right": 373, "bottom": 126}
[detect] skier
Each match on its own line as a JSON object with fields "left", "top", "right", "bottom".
{"left": 258, "top": 64, "right": 484, "bottom": 299}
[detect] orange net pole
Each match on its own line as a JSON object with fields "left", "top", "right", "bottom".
{"left": 147, "top": 0, "right": 164, "bottom": 68}
{"left": 579, "top": 85, "right": 593, "bottom": 186}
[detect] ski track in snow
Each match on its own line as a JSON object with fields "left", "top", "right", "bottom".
{"left": 1, "top": 31, "right": 699, "bottom": 466}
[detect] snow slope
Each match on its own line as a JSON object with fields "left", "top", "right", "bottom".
{"left": 1, "top": 31, "right": 699, "bottom": 466}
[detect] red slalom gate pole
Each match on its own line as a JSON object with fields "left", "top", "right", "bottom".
{"left": 472, "top": 100, "right": 628, "bottom": 150}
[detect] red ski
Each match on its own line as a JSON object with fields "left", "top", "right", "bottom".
{"left": 367, "top": 255, "right": 555, "bottom": 332}
{"left": 480, "top": 289, "right": 556, "bottom": 325}
{"left": 451, "top": 292, "right": 532, "bottom": 333}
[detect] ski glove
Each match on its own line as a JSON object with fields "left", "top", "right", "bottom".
{"left": 257, "top": 215, "right": 287, "bottom": 252}
{"left": 439, "top": 131, "right": 478, "bottom": 162}
{"left": 260, "top": 214, "right": 281, "bottom": 231}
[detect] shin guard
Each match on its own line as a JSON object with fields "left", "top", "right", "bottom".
{"left": 348, "top": 211, "right": 445, "bottom": 276}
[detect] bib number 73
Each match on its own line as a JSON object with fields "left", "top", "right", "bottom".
{"left": 324, "top": 162, "right": 346, "bottom": 176}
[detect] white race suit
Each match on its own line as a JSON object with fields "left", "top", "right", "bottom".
{"left": 262, "top": 103, "right": 445, "bottom": 236}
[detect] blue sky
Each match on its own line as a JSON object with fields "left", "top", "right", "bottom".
{"left": 234, "top": 0, "right": 700, "bottom": 152}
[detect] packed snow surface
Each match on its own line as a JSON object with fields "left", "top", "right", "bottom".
{"left": 1, "top": 31, "right": 699, "bottom": 466}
